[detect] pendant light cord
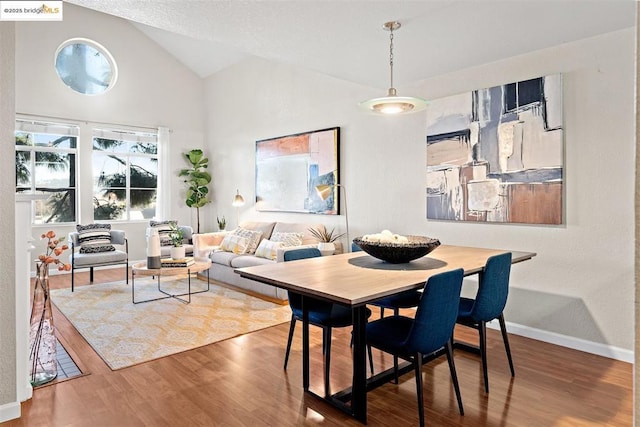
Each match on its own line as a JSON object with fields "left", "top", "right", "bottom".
{"left": 389, "top": 27, "right": 395, "bottom": 89}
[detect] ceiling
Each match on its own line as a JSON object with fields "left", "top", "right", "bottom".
{"left": 66, "top": 1, "right": 636, "bottom": 90}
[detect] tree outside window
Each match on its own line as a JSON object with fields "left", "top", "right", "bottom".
{"left": 92, "top": 129, "right": 158, "bottom": 221}
{"left": 15, "top": 121, "right": 78, "bottom": 224}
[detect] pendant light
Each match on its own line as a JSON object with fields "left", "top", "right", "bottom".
{"left": 359, "top": 21, "right": 427, "bottom": 115}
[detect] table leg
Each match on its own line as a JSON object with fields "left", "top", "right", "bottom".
{"left": 302, "top": 296, "right": 310, "bottom": 391}
{"left": 351, "top": 305, "right": 368, "bottom": 423}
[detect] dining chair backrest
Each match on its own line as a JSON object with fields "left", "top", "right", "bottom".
{"left": 469, "top": 252, "right": 512, "bottom": 322}
{"left": 283, "top": 248, "right": 322, "bottom": 311}
{"left": 406, "top": 268, "right": 464, "bottom": 355}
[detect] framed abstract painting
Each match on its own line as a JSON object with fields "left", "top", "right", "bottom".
{"left": 426, "top": 74, "right": 563, "bottom": 224}
{"left": 255, "top": 127, "right": 340, "bottom": 214}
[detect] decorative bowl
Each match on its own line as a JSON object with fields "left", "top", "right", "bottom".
{"left": 352, "top": 235, "right": 441, "bottom": 264}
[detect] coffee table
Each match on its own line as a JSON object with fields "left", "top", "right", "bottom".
{"left": 131, "top": 258, "right": 212, "bottom": 304}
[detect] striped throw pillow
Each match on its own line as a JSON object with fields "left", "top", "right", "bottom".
{"left": 220, "top": 234, "right": 251, "bottom": 254}
{"left": 254, "top": 239, "right": 283, "bottom": 260}
{"left": 150, "top": 220, "right": 177, "bottom": 246}
{"left": 76, "top": 223, "right": 115, "bottom": 254}
{"left": 231, "top": 228, "right": 263, "bottom": 254}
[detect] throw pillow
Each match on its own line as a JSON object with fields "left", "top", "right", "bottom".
{"left": 220, "top": 234, "right": 251, "bottom": 254}
{"left": 255, "top": 239, "right": 284, "bottom": 260}
{"left": 150, "top": 220, "right": 177, "bottom": 246}
{"left": 271, "top": 231, "right": 304, "bottom": 247}
{"left": 76, "top": 223, "right": 115, "bottom": 254}
{"left": 231, "top": 227, "right": 263, "bottom": 254}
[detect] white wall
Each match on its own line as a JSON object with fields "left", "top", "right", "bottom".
{"left": 15, "top": 4, "right": 206, "bottom": 262}
{"left": 0, "top": 22, "right": 19, "bottom": 422}
{"left": 204, "top": 29, "right": 635, "bottom": 355}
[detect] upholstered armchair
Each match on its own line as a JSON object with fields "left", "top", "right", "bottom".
{"left": 68, "top": 227, "right": 128, "bottom": 292}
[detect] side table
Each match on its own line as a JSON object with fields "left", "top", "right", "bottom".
{"left": 131, "top": 258, "right": 212, "bottom": 304}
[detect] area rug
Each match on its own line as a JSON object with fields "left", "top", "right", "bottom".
{"left": 50, "top": 276, "right": 291, "bottom": 370}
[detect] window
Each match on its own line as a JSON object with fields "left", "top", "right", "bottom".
{"left": 54, "top": 38, "right": 118, "bottom": 95}
{"left": 15, "top": 120, "right": 78, "bottom": 224}
{"left": 92, "top": 129, "right": 158, "bottom": 221}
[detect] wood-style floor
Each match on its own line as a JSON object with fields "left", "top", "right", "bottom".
{"left": 7, "top": 268, "right": 632, "bottom": 426}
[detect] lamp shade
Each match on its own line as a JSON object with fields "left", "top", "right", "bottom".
{"left": 315, "top": 184, "right": 333, "bottom": 201}
{"left": 232, "top": 189, "right": 245, "bottom": 207}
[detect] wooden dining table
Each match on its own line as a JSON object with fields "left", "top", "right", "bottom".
{"left": 235, "top": 244, "right": 536, "bottom": 423}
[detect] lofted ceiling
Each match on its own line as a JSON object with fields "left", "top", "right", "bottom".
{"left": 66, "top": 1, "right": 636, "bottom": 90}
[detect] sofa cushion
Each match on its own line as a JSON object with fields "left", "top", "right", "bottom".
{"left": 150, "top": 220, "right": 177, "bottom": 246}
{"left": 271, "top": 232, "right": 304, "bottom": 247}
{"left": 255, "top": 239, "right": 284, "bottom": 260}
{"left": 210, "top": 250, "right": 241, "bottom": 267}
{"left": 231, "top": 227, "right": 263, "bottom": 253}
{"left": 221, "top": 234, "right": 251, "bottom": 254}
{"left": 230, "top": 255, "right": 274, "bottom": 268}
{"left": 76, "top": 223, "right": 115, "bottom": 254}
{"left": 272, "top": 222, "right": 325, "bottom": 245}
{"left": 238, "top": 221, "right": 277, "bottom": 241}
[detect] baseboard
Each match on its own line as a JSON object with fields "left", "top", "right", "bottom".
{"left": 0, "top": 401, "right": 21, "bottom": 423}
{"left": 487, "top": 320, "right": 634, "bottom": 363}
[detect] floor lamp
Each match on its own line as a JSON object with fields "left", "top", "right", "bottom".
{"left": 315, "top": 183, "right": 350, "bottom": 253}
{"left": 232, "top": 189, "right": 244, "bottom": 227}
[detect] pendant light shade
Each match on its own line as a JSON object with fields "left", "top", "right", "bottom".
{"left": 359, "top": 21, "right": 427, "bottom": 115}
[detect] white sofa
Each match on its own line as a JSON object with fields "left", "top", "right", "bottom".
{"left": 193, "top": 221, "right": 340, "bottom": 302}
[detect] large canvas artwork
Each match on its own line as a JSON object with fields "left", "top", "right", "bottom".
{"left": 426, "top": 74, "right": 563, "bottom": 224}
{"left": 255, "top": 127, "right": 340, "bottom": 214}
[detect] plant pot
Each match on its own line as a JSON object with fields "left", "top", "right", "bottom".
{"left": 170, "top": 246, "right": 186, "bottom": 260}
{"left": 317, "top": 242, "right": 335, "bottom": 256}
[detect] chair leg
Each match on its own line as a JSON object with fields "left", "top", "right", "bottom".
{"left": 283, "top": 315, "right": 296, "bottom": 370}
{"left": 367, "top": 344, "right": 374, "bottom": 376}
{"left": 414, "top": 352, "right": 425, "bottom": 427}
{"left": 89, "top": 267, "right": 94, "bottom": 283}
{"left": 323, "top": 327, "right": 332, "bottom": 397}
{"left": 479, "top": 321, "right": 489, "bottom": 393}
{"left": 71, "top": 268, "right": 75, "bottom": 292}
{"left": 380, "top": 307, "right": 385, "bottom": 318}
{"left": 498, "top": 314, "right": 515, "bottom": 376}
{"left": 125, "top": 263, "right": 129, "bottom": 284}
{"left": 445, "top": 340, "right": 464, "bottom": 415}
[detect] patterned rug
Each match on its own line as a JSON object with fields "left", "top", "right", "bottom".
{"left": 50, "top": 276, "right": 291, "bottom": 370}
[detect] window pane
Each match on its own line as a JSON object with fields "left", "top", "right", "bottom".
{"left": 130, "top": 189, "right": 156, "bottom": 220}
{"left": 35, "top": 152, "right": 74, "bottom": 188}
{"left": 15, "top": 132, "right": 31, "bottom": 146}
{"left": 16, "top": 150, "right": 31, "bottom": 187}
{"left": 130, "top": 142, "right": 157, "bottom": 155}
{"left": 32, "top": 133, "right": 77, "bottom": 149}
{"left": 93, "top": 191, "right": 126, "bottom": 220}
{"left": 93, "top": 138, "right": 128, "bottom": 153}
{"left": 131, "top": 157, "right": 157, "bottom": 189}
{"left": 93, "top": 154, "right": 126, "bottom": 190}
{"left": 33, "top": 190, "right": 76, "bottom": 224}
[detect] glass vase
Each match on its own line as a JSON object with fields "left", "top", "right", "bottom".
{"left": 29, "top": 261, "right": 57, "bottom": 386}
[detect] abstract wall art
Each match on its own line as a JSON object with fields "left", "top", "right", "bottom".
{"left": 255, "top": 127, "right": 340, "bottom": 214}
{"left": 426, "top": 74, "right": 563, "bottom": 224}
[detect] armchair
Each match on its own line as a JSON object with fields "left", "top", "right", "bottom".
{"left": 68, "top": 229, "right": 129, "bottom": 292}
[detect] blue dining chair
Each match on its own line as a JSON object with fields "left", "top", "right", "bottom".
{"left": 352, "top": 242, "right": 422, "bottom": 318}
{"left": 454, "top": 252, "right": 514, "bottom": 393}
{"left": 366, "top": 268, "right": 465, "bottom": 426}
{"left": 283, "top": 247, "right": 373, "bottom": 397}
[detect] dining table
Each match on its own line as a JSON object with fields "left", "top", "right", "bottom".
{"left": 235, "top": 244, "right": 536, "bottom": 423}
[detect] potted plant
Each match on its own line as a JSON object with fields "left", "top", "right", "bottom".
{"left": 217, "top": 215, "right": 226, "bottom": 231}
{"left": 308, "top": 226, "right": 345, "bottom": 256}
{"left": 179, "top": 149, "right": 211, "bottom": 233}
{"left": 169, "top": 223, "right": 185, "bottom": 259}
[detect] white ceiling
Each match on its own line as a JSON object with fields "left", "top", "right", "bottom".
{"left": 67, "top": 0, "right": 636, "bottom": 89}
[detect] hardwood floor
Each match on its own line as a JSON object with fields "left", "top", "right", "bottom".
{"left": 7, "top": 268, "right": 632, "bottom": 426}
